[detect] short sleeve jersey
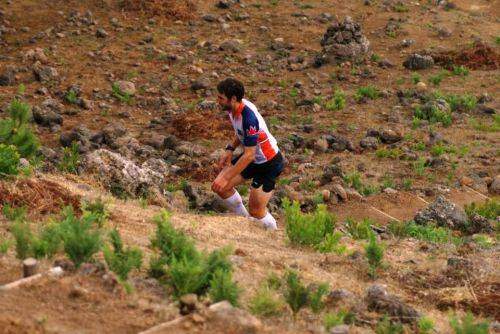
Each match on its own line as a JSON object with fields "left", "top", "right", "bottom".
{"left": 228, "top": 99, "right": 280, "bottom": 164}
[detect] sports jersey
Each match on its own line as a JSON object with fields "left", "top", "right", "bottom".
{"left": 228, "top": 99, "right": 280, "bottom": 164}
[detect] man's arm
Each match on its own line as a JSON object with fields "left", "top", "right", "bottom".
{"left": 223, "top": 145, "right": 256, "bottom": 180}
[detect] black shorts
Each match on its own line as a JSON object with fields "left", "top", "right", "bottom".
{"left": 231, "top": 151, "right": 284, "bottom": 193}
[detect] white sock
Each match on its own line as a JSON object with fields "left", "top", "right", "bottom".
{"left": 259, "top": 212, "right": 277, "bottom": 230}
{"left": 221, "top": 191, "right": 249, "bottom": 217}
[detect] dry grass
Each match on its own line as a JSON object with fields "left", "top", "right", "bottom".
{"left": 117, "top": 0, "right": 196, "bottom": 20}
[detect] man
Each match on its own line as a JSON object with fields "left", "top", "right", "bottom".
{"left": 211, "top": 78, "right": 284, "bottom": 230}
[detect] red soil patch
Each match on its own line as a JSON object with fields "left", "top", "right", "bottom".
{"left": 117, "top": 0, "right": 197, "bottom": 20}
{"left": 432, "top": 42, "right": 500, "bottom": 70}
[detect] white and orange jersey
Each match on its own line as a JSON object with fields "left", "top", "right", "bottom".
{"left": 228, "top": 99, "right": 280, "bottom": 164}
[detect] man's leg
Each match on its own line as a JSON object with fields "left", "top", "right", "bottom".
{"left": 248, "top": 186, "right": 277, "bottom": 230}
{"left": 212, "top": 168, "right": 249, "bottom": 217}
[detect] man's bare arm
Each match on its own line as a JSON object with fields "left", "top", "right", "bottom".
{"left": 223, "top": 146, "right": 255, "bottom": 180}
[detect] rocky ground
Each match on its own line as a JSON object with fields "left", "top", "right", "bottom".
{"left": 0, "top": 0, "right": 499, "bottom": 333}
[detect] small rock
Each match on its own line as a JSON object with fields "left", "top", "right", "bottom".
{"left": 180, "top": 294, "right": 199, "bottom": 314}
{"left": 191, "top": 76, "right": 211, "bottom": 91}
{"left": 379, "top": 129, "right": 402, "bottom": 144}
{"left": 403, "top": 54, "right": 434, "bottom": 70}
{"left": 115, "top": 80, "right": 136, "bottom": 95}
{"left": 219, "top": 39, "right": 242, "bottom": 53}
{"left": 414, "top": 195, "right": 468, "bottom": 231}
{"left": 489, "top": 175, "right": 500, "bottom": 195}
{"left": 365, "top": 284, "right": 420, "bottom": 323}
{"left": 96, "top": 28, "right": 108, "bottom": 38}
{"left": 331, "top": 184, "right": 348, "bottom": 201}
{"left": 207, "top": 301, "right": 262, "bottom": 334}
{"left": 330, "top": 325, "right": 349, "bottom": 334}
{"left": 360, "top": 136, "right": 378, "bottom": 150}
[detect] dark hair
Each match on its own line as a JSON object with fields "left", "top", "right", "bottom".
{"left": 217, "top": 78, "right": 245, "bottom": 101}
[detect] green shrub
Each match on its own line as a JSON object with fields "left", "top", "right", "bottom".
{"left": 413, "top": 104, "right": 452, "bottom": 127}
{"left": 112, "top": 82, "right": 133, "bottom": 104}
{"left": 465, "top": 199, "right": 499, "bottom": 220}
{"left": 265, "top": 271, "right": 282, "bottom": 290}
{"left": 11, "top": 220, "right": 33, "bottom": 259}
{"left": 472, "top": 234, "right": 494, "bottom": 249}
{"left": 344, "top": 172, "right": 380, "bottom": 196}
{"left": 283, "top": 199, "right": 336, "bottom": 248}
{"left": 31, "top": 223, "right": 62, "bottom": 259}
{"left": 326, "top": 90, "right": 346, "bottom": 111}
{"left": 315, "top": 231, "right": 347, "bottom": 254}
{"left": 284, "top": 270, "right": 309, "bottom": 315}
{"left": 452, "top": 65, "right": 469, "bottom": 76}
{"left": 449, "top": 312, "right": 489, "bottom": 334}
{"left": 2, "top": 204, "right": 27, "bottom": 222}
{"left": 354, "top": 85, "right": 380, "bottom": 101}
{"left": 0, "top": 99, "right": 39, "bottom": 158}
{"left": 0, "top": 144, "right": 20, "bottom": 177}
{"left": 376, "top": 148, "right": 401, "bottom": 159}
{"left": 82, "top": 198, "right": 109, "bottom": 228}
{"left": 413, "top": 157, "right": 427, "bottom": 176}
{"left": 365, "top": 232, "right": 384, "bottom": 278}
{"left": 387, "top": 221, "right": 453, "bottom": 244}
{"left": 346, "top": 217, "right": 373, "bottom": 240}
{"left": 249, "top": 286, "right": 284, "bottom": 317}
{"left": 376, "top": 316, "right": 404, "bottom": 334}
{"left": 309, "top": 282, "right": 329, "bottom": 313}
{"left": 411, "top": 72, "right": 421, "bottom": 84}
{"left": 104, "top": 228, "right": 142, "bottom": 280}
{"left": 418, "top": 316, "right": 435, "bottom": 334}
{"left": 0, "top": 238, "right": 11, "bottom": 254}
{"left": 149, "top": 211, "right": 236, "bottom": 298}
{"left": 445, "top": 94, "right": 477, "bottom": 112}
{"left": 208, "top": 268, "right": 240, "bottom": 306}
{"left": 58, "top": 208, "right": 102, "bottom": 267}
{"left": 58, "top": 142, "right": 80, "bottom": 174}
{"left": 65, "top": 90, "right": 78, "bottom": 104}
{"left": 324, "top": 310, "right": 355, "bottom": 330}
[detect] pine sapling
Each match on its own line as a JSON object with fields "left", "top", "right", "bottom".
{"left": 208, "top": 268, "right": 240, "bottom": 306}
{"left": 284, "top": 270, "right": 309, "bottom": 316}
{"left": 365, "top": 232, "right": 384, "bottom": 278}
{"left": 104, "top": 228, "right": 142, "bottom": 280}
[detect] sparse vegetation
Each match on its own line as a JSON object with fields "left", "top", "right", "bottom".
{"left": 82, "top": 198, "right": 109, "bottom": 228}
{"left": 365, "top": 232, "right": 384, "bottom": 278}
{"left": 449, "top": 312, "right": 489, "bottom": 334}
{"left": 65, "top": 89, "right": 78, "bottom": 104}
{"left": 315, "top": 231, "right": 347, "bottom": 254}
{"left": 354, "top": 85, "right": 380, "bottom": 101}
{"left": 283, "top": 199, "right": 336, "bottom": 248}
{"left": 346, "top": 217, "right": 373, "bottom": 240}
{"left": 388, "top": 220, "right": 456, "bottom": 244}
{"left": 284, "top": 270, "right": 309, "bottom": 315}
{"left": 325, "top": 89, "right": 346, "bottom": 111}
{"left": 208, "top": 269, "right": 240, "bottom": 306}
{"left": 249, "top": 286, "right": 284, "bottom": 317}
{"left": 112, "top": 82, "right": 133, "bottom": 104}
{"left": 417, "top": 316, "right": 435, "bottom": 334}
{"left": 375, "top": 315, "right": 403, "bottom": 334}
{"left": 0, "top": 238, "right": 11, "bottom": 254}
{"left": 465, "top": 199, "right": 499, "bottom": 220}
{"left": 0, "top": 144, "right": 20, "bottom": 177}
{"left": 308, "top": 282, "right": 329, "bottom": 313}
{"left": 324, "top": 310, "right": 355, "bottom": 330}
{"left": 58, "top": 142, "right": 80, "bottom": 174}
{"left": 344, "top": 172, "right": 380, "bottom": 196}
{"left": 104, "top": 228, "right": 142, "bottom": 280}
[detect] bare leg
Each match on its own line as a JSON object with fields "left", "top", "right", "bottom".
{"left": 248, "top": 186, "right": 277, "bottom": 229}
{"left": 212, "top": 168, "right": 248, "bottom": 216}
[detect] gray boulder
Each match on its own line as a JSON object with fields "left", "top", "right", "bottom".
{"left": 403, "top": 54, "right": 434, "bottom": 70}
{"left": 414, "top": 195, "right": 468, "bottom": 231}
{"left": 365, "top": 284, "right": 420, "bottom": 323}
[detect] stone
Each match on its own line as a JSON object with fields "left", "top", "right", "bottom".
{"left": 191, "top": 76, "right": 211, "bottom": 91}
{"left": 32, "top": 99, "right": 64, "bottom": 127}
{"left": 365, "top": 284, "right": 420, "bottom": 323}
{"left": 414, "top": 195, "right": 468, "bottom": 231}
{"left": 379, "top": 129, "right": 402, "bottom": 144}
{"left": 216, "top": 0, "right": 231, "bottom": 9}
{"left": 180, "top": 294, "right": 199, "bottom": 314}
{"left": 207, "top": 301, "right": 262, "bottom": 334}
{"left": 60, "top": 125, "right": 92, "bottom": 152}
{"left": 22, "top": 258, "right": 38, "bottom": 277}
{"left": 314, "top": 137, "right": 329, "bottom": 153}
{"left": 219, "top": 39, "right": 242, "bottom": 53}
{"left": 0, "top": 65, "right": 15, "bottom": 86}
{"left": 102, "top": 123, "right": 128, "bottom": 147}
{"left": 34, "top": 65, "right": 59, "bottom": 83}
{"left": 115, "top": 80, "right": 136, "bottom": 95}
{"left": 403, "top": 54, "right": 434, "bottom": 70}
{"left": 437, "top": 27, "right": 452, "bottom": 38}
{"left": 360, "top": 136, "right": 378, "bottom": 149}
{"left": 489, "top": 175, "right": 500, "bottom": 195}
{"left": 330, "top": 325, "right": 349, "bottom": 334}
{"left": 96, "top": 28, "right": 108, "bottom": 38}
{"left": 325, "top": 134, "right": 354, "bottom": 152}
{"left": 83, "top": 149, "right": 168, "bottom": 197}
{"left": 331, "top": 184, "right": 348, "bottom": 201}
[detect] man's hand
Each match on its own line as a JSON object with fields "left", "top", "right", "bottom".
{"left": 212, "top": 173, "right": 230, "bottom": 193}
{"left": 218, "top": 151, "right": 233, "bottom": 170}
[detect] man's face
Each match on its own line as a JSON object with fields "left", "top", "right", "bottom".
{"left": 217, "top": 93, "right": 233, "bottom": 111}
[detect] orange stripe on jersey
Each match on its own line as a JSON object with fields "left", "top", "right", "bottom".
{"left": 233, "top": 102, "right": 245, "bottom": 118}
{"left": 258, "top": 132, "right": 277, "bottom": 160}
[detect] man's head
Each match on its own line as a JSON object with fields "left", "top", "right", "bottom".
{"left": 217, "top": 78, "right": 245, "bottom": 112}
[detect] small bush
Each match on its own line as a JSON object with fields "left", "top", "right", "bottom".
{"left": 326, "top": 90, "right": 346, "bottom": 111}
{"left": 58, "top": 208, "right": 102, "bottom": 267}
{"left": 452, "top": 65, "right": 469, "bottom": 76}
{"left": 411, "top": 72, "right": 421, "bottom": 84}
{"left": 387, "top": 221, "right": 454, "bottom": 244}
{"left": 413, "top": 104, "right": 452, "bottom": 127}
{"left": 354, "top": 85, "right": 380, "bottom": 101}
{"left": 104, "top": 228, "right": 142, "bottom": 280}
{"left": 249, "top": 286, "right": 284, "bottom": 317}
{"left": 465, "top": 199, "right": 499, "bottom": 220}
{"left": 315, "top": 231, "right": 347, "bottom": 254}
{"left": 265, "top": 272, "right": 282, "bottom": 290}
{"left": 82, "top": 198, "right": 109, "bottom": 228}
{"left": 112, "top": 83, "right": 133, "bottom": 104}
{"left": 418, "top": 316, "right": 435, "bottom": 334}
{"left": 0, "top": 99, "right": 39, "bottom": 158}
{"left": 65, "top": 90, "right": 78, "bottom": 104}
{"left": 365, "top": 232, "right": 384, "bottom": 278}
{"left": 344, "top": 172, "right": 380, "bottom": 196}
{"left": 283, "top": 199, "right": 336, "bottom": 248}
{"left": 376, "top": 315, "right": 404, "bottom": 334}
{"left": 31, "top": 223, "right": 62, "bottom": 259}
{"left": 11, "top": 220, "right": 32, "bottom": 259}
{"left": 346, "top": 217, "right": 373, "bottom": 240}
{"left": 2, "top": 204, "right": 27, "bottom": 222}
{"left": 0, "top": 144, "right": 20, "bottom": 177}
{"left": 446, "top": 94, "right": 477, "bottom": 112}
{"left": 449, "top": 312, "right": 489, "bottom": 334}
{"left": 376, "top": 148, "right": 402, "bottom": 159}
{"left": 208, "top": 268, "right": 240, "bottom": 306}
{"left": 58, "top": 142, "right": 80, "bottom": 174}
{"left": 0, "top": 238, "right": 11, "bottom": 254}
{"left": 309, "top": 283, "right": 329, "bottom": 313}
{"left": 284, "top": 270, "right": 309, "bottom": 315}
{"left": 472, "top": 234, "right": 494, "bottom": 249}
{"left": 168, "top": 256, "right": 206, "bottom": 297}
{"left": 324, "top": 310, "right": 355, "bottom": 330}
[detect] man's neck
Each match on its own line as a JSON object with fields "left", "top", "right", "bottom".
{"left": 232, "top": 101, "right": 245, "bottom": 117}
